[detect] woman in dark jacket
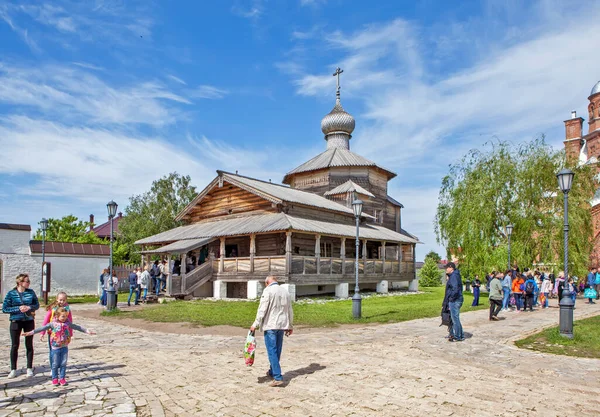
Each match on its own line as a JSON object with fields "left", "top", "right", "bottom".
{"left": 2, "top": 273, "right": 39, "bottom": 378}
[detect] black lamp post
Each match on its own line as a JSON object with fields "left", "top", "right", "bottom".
{"left": 557, "top": 168, "right": 575, "bottom": 338}
{"left": 106, "top": 200, "right": 118, "bottom": 311}
{"left": 506, "top": 224, "right": 513, "bottom": 270}
{"left": 352, "top": 199, "right": 363, "bottom": 319}
{"left": 39, "top": 218, "right": 48, "bottom": 299}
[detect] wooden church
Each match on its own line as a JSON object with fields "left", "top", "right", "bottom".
{"left": 136, "top": 69, "right": 420, "bottom": 300}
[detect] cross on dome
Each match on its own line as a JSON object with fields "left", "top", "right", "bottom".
{"left": 333, "top": 67, "right": 343, "bottom": 97}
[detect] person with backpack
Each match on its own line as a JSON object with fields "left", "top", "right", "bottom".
{"left": 586, "top": 267, "right": 597, "bottom": 304}
{"left": 512, "top": 274, "right": 525, "bottom": 312}
{"left": 523, "top": 274, "right": 538, "bottom": 312}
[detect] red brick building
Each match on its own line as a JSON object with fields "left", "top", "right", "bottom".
{"left": 563, "top": 80, "right": 600, "bottom": 264}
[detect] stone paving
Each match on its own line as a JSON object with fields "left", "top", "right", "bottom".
{"left": 1, "top": 299, "right": 600, "bottom": 416}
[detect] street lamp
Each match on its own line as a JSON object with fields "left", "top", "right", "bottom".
{"left": 352, "top": 199, "right": 363, "bottom": 319}
{"left": 39, "top": 218, "right": 48, "bottom": 300}
{"left": 506, "top": 224, "right": 513, "bottom": 270}
{"left": 106, "top": 200, "right": 118, "bottom": 311}
{"left": 557, "top": 168, "right": 575, "bottom": 339}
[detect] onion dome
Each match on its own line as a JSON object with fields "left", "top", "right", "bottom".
{"left": 321, "top": 98, "right": 355, "bottom": 136}
{"left": 591, "top": 80, "right": 600, "bottom": 97}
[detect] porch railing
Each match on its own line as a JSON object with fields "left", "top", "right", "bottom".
{"left": 221, "top": 255, "right": 286, "bottom": 273}
{"left": 290, "top": 256, "right": 414, "bottom": 275}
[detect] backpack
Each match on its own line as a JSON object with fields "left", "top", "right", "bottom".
{"left": 150, "top": 265, "right": 158, "bottom": 277}
{"left": 140, "top": 272, "right": 149, "bottom": 286}
{"left": 525, "top": 281, "right": 535, "bottom": 295}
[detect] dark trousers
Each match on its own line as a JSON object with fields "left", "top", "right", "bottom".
{"left": 489, "top": 299, "right": 502, "bottom": 319}
{"left": 524, "top": 294, "right": 534, "bottom": 311}
{"left": 10, "top": 320, "right": 35, "bottom": 370}
{"left": 472, "top": 287, "right": 480, "bottom": 306}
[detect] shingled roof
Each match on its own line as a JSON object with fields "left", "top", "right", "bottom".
{"left": 283, "top": 148, "right": 396, "bottom": 184}
{"left": 136, "top": 212, "right": 420, "bottom": 246}
{"left": 30, "top": 240, "right": 110, "bottom": 256}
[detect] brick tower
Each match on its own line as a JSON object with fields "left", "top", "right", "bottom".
{"left": 565, "top": 81, "right": 600, "bottom": 264}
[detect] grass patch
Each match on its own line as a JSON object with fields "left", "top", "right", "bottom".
{"left": 108, "top": 287, "right": 487, "bottom": 328}
{"left": 515, "top": 315, "right": 600, "bottom": 358}
{"left": 100, "top": 308, "right": 122, "bottom": 317}
{"left": 66, "top": 295, "right": 100, "bottom": 304}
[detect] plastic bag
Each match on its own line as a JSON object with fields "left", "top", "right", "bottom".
{"left": 244, "top": 331, "right": 256, "bottom": 366}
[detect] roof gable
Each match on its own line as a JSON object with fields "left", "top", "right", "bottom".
{"left": 176, "top": 171, "right": 359, "bottom": 222}
{"left": 324, "top": 180, "right": 375, "bottom": 198}
{"left": 283, "top": 148, "right": 396, "bottom": 184}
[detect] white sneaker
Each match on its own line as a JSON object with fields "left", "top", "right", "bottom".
{"left": 7, "top": 370, "right": 17, "bottom": 379}
{"left": 26, "top": 368, "right": 34, "bottom": 377}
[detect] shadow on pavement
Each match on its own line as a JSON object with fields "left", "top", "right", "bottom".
{"left": 257, "top": 363, "right": 327, "bottom": 386}
{"left": 0, "top": 386, "right": 76, "bottom": 405}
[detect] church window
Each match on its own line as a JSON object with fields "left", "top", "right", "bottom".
{"left": 374, "top": 209, "right": 384, "bottom": 224}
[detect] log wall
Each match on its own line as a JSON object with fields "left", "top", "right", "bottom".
{"left": 187, "top": 181, "right": 277, "bottom": 222}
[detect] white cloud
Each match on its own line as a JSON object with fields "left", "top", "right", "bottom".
{"left": 167, "top": 74, "right": 187, "bottom": 85}
{"left": 0, "top": 63, "right": 190, "bottom": 126}
{"left": 0, "top": 116, "right": 287, "bottom": 208}
{"left": 191, "top": 85, "right": 228, "bottom": 100}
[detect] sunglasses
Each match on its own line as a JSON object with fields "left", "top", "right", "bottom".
{"left": 22, "top": 279, "right": 31, "bottom": 283}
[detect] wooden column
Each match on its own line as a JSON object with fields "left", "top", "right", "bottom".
{"left": 285, "top": 231, "right": 292, "bottom": 275}
{"left": 249, "top": 234, "right": 256, "bottom": 273}
{"left": 166, "top": 254, "right": 172, "bottom": 295}
{"left": 181, "top": 253, "right": 187, "bottom": 291}
{"left": 340, "top": 237, "right": 346, "bottom": 275}
{"left": 381, "top": 241, "right": 386, "bottom": 275}
{"left": 315, "top": 234, "right": 321, "bottom": 275}
{"left": 219, "top": 237, "right": 226, "bottom": 273}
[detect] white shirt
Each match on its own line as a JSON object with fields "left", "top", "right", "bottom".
{"left": 252, "top": 283, "right": 293, "bottom": 331}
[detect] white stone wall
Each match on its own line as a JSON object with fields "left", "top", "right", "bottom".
{"left": 0, "top": 229, "right": 30, "bottom": 255}
{"left": 0, "top": 254, "right": 41, "bottom": 299}
{"left": 30, "top": 254, "right": 109, "bottom": 296}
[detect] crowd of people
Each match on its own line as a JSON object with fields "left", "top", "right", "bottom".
{"left": 97, "top": 260, "right": 172, "bottom": 307}
{"left": 442, "top": 263, "right": 600, "bottom": 342}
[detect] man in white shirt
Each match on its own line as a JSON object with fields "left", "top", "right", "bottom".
{"left": 250, "top": 276, "right": 293, "bottom": 387}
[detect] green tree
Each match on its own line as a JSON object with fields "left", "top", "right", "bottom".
{"left": 424, "top": 251, "right": 442, "bottom": 263}
{"left": 435, "top": 138, "right": 595, "bottom": 278}
{"left": 118, "top": 173, "right": 198, "bottom": 263}
{"left": 418, "top": 257, "right": 444, "bottom": 287}
{"left": 33, "top": 215, "right": 105, "bottom": 244}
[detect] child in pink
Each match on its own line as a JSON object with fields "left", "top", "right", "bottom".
{"left": 25, "top": 307, "right": 95, "bottom": 386}
{"left": 41, "top": 292, "right": 72, "bottom": 368}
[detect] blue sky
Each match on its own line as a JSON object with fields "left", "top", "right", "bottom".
{"left": 1, "top": 0, "right": 599, "bottom": 260}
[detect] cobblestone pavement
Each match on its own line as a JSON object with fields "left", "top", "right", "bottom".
{"left": 1, "top": 299, "right": 600, "bottom": 416}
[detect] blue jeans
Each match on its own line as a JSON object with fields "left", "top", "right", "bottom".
{"left": 154, "top": 277, "right": 162, "bottom": 295}
{"left": 142, "top": 287, "right": 148, "bottom": 300}
{"left": 448, "top": 300, "right": 463, "bottom": 340}
{"left": 543, "top": 292, "right": 549, "bottom": 308}
{"left": 100, "top": 289, "right": 107, "bottom": 306}
{"left": 128, "top": 285, "right": 139, "bottom": 304}
{"left": 571, "top": 292, "right": 576, "bottom": 307}
{"left": 51, "top": 347, "right": 68, "bottom": 380}
{"left": 502, "top": 287, "right": 510, "bottom": 309}
{"left": 264, "top": 330, "right": 285, "bottom": 381}
{"left": 515, "top": 293, "right": 523, "bottom": 310}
